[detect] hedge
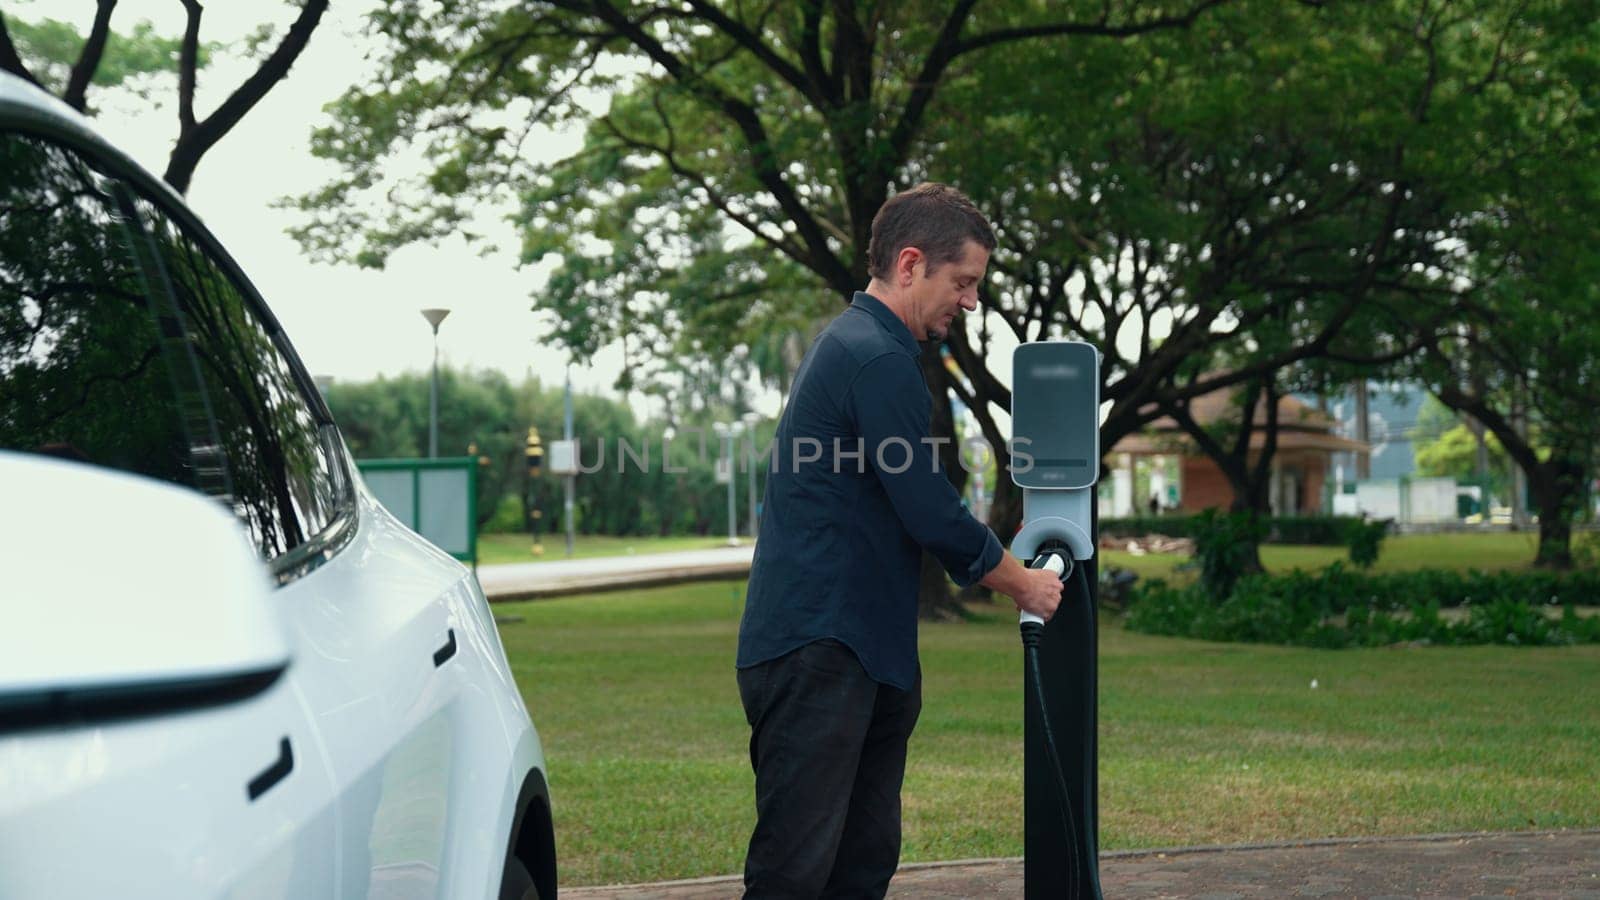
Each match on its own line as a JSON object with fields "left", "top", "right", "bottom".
{"left": 1123, "top": 564, "right": 1600, "bottom": 648}
{"left": 1100, "top": 514, "right": 1382, "bottom": 546}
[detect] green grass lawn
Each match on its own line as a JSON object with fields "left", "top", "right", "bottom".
{"left": 1101, "top": 530, "right": 1554, "bottom": 584}
{"left": 476, "top": 532, "right": 739, "bottom": 565}
{"left": 496, "top": 577, "right": 1600, "bottom": 888}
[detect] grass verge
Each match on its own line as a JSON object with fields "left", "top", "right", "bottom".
{"left": 495, "top": 578, "right": 1600, "bottom": 887}
{"left": 477, "top": 533, "right": 739, "bottom": 565}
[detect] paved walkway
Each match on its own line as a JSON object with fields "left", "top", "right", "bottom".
{"left": 563, "top": 830, "right": 1600, "bottom": 898}
{"left": 476, "top": 546, "right": 753, "bottom": 601}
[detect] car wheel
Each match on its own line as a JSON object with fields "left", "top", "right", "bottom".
{"left": 500, "top": 854, "right": 539, "bottom": 900}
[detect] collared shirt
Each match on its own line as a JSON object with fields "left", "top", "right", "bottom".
{"left": 737, "top": 291, "right": 1006, "bottom": 690}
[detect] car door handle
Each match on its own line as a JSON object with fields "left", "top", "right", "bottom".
{"left": 247, "top": 737, "right": 294, "bottom": 801}
{"left": 433, "top": 628, "right": 457, "bottom": 667}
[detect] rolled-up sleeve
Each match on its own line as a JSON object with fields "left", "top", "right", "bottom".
{"left": 848, "top": 353, "right": 1005, "bottom": 586}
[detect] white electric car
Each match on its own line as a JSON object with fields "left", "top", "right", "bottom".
{"left": 0, "top": 73, "right": 556, "bottom": 899}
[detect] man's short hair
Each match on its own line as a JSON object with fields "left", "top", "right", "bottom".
{"left": 867, "top": 182, "right": 996, "bottom": 281}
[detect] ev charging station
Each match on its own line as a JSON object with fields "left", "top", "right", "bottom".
{"left": 1011, "top": 340, "right": 1104, "bottom": 899}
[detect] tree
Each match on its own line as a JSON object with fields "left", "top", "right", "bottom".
{"left": 1394, "top": 0, "right": 1600, "bottom": 568}
{"left": 950, "top": 0, "right": 1590, "bottom": 575}
{"left": 291, "top": 0, "right": 1250, "bottom": 617}
{"left": 323, "top": 367, "right": 769, "bottom": 539}
{"left": 928, "top": 0, "right": 1482, "bottom": 552}
{"left": 1412, "top": 395, "right": 1512, "bottom": 505}
{"left": 0, "top": 1, "right": 330, "bottom": 193}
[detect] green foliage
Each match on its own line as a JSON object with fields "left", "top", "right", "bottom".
{"left": 1190, "top": 509, "right": 1267, "bottom": 600}
{"left": 1101, "top": 515, "right": 1374, "bottom": 547}
{"left": 1125, "top": 564, "right": 1600, "bottom": 648}
{"left": 288, "top": 0, "right": 1600, "bottom": 572}
{"left": 324, "top": 366, "right": 771, "bottom": 537}
{"left": 481, "top": 493, "right": 526, "bottom": 534}
{"left": 6, "top": 18, "right": 209, "bottom": 101}
{"left": 288, "top": 1, "right": 1456, "bottom": 410}
{"left": 1574, "top": 532, "right": 1600, "bottom": 569}
{"left": 1342, "top": 518, "right": 1389, "bottom": 568}
{"left": 1412, "top": 395, "right": 1513, "bottom": 501}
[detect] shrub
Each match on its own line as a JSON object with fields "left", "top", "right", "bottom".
{"left": 1100, "top": 514, "right": 1368, "bottom": 546}
{"left": 1099, "top": 516, "right": 1201, "bottom": 539}
{"left": 482, "top": 493, "right": 526, "bottom": 533}
{"left": 1343, "top": 517, "right": 1389, "bottom": 568}
{"left": 1123, "top": 564, "right": 1600, "bottom": 648}
{"left": 1191, "top": 509, "right": 1268, "bottom": 600}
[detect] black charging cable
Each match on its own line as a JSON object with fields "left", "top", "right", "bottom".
{"left": 1021, "top": 545, "right": 1087, "bottom": 900}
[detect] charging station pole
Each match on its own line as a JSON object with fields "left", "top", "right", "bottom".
{"left": 1010, "top": 341, "right": 1104, "bottom": 900}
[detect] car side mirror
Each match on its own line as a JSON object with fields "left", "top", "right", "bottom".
{"left": 0, "top": 452, "right": 291, "bottom": 731}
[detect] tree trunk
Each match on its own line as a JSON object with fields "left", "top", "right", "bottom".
{"left": 1530, "top": 460, "right": 1585, "bottom": 569}
{"left": 1226, "top": 493, "right": 1268, "bottom": 576}
{"left": 916, "top": 345, "right": 969, "bottom": 619}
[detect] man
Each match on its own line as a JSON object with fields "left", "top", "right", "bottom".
{"left": 736, "top": 182, "right": 1065, "bottom": 898}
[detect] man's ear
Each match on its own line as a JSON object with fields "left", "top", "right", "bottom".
{"left": 896, "top": 246, "right": 924, "bottom": 286}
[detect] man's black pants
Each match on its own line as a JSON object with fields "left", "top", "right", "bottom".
{"left": 736, "top": 639, "right": 922, "bottom": 899}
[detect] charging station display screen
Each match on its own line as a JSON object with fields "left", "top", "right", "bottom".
{"left": 1011, "top": 341, "right": 1100, "bottom": 490}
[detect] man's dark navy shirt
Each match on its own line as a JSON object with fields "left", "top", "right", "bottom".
{"left": 737, "top": 292, "right": 1005, "bottom": 691}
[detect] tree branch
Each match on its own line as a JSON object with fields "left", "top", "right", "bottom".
{"left": 597, "top": 106, "right": 813, "bottom": 268}
{"left": 164, "top": 0, "right": 329, "bottom": 194}
{"left": 63, "top": 0, "right": 119, "bottom": 112}
{"left": 796, "top": 1, "right": 834, "bottom": 105}
{"left": 0, "top": 12, "right": 42, "bottom": 88}
{"left": 581, "top": 0, "right": 855, "bottom": 292}
{"left": 953, "top": 0, "right": 1227, "bottom": 57}
{"left": 177, "top": 0, "right": 201, "bottom": 131}
{"left": 884, "top": 0, "right": 978, "bottom": 167}
{"left": 946, "top": 323, "right": 1012, "bottom": 412}
{"left": 684, "top": 0, "right": 821, "bottom": 106}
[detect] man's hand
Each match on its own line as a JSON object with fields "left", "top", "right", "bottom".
{"left": 1013, "top": 566, "right": 1064, "bottom": 621}
{"left": 980, "top": 553, "right": 1065, "bottom": 622}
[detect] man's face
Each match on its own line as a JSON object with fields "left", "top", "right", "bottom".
{"left": 912, "top": 240, "right": 989, "bottom": 342}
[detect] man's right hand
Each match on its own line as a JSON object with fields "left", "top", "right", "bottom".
{"left": 1014, "top": 566, "right": 1064, "bottom": 622}
{"left": 980, "top": 553, "right": 1065, "bottom": 622}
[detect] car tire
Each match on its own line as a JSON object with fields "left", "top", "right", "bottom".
{"left": 500, "top": 854, "right": 540, "bottom": 900}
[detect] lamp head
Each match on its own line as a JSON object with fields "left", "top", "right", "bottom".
{"left": 420, "top": 308, "right": 451, "bottom": 333}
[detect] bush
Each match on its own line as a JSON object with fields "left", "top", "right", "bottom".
{"left": 1123, "top": 564, "right": 1600, "bottom": 648}
{"left": 1343, "top": 517, "right": 1389, "bottom": 568}
{"left": 482, "top": 493, "right": 526, "bottom": 533}
{"left": 1100, "top": 516, "right": 1201, "bottom": 539}
{"left": 1191, "top": 509, "right": 1267, "bottom": 600}
{"left": 1100, "top": 514, "right": 1369, "bottom": 546}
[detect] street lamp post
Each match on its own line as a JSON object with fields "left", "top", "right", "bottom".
{"left": 742, "top": 411, "right": 762, "bottom": 538}
{"left": 563, "top": 364, "right": 576, "bottom": 559}
{"left": 713, "top": 422, "right": 740, "bottom": 547}
{"left": 420, "top": 308, "right": 451, "bottom": 458}
{"left": 525, "top": 426, "right": 544, "bottom": 555}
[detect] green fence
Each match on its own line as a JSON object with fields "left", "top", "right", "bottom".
{"left": 355, "top": 457, "right": 478, "bottom": 567}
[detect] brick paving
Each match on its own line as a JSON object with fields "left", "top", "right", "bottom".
{"left": 562, "top": 829, "right": 1600, "bottom": 899}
